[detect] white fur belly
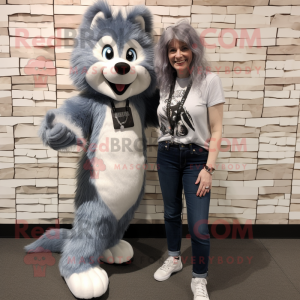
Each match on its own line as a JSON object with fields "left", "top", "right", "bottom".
{"left": 94, "top": 103, "right": 145, "bottom": 220}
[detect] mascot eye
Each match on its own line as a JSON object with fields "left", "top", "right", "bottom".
{"left": 102, "top": 45, "right": 114, "bottom": 60}
{"left": 126, "top": 48, "right": 137, "bottom": 61}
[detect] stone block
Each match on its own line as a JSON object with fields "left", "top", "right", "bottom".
{"left": 9, "top": 27, "right": 40, "bottom": 37}
{"left": 227, "top": 6, "right": 253, "bottom": 14}
{"left": 129, "top": 0, "right": 145, "bottom": 4}
{"left": 232, "top": 78, "right": 265, "bottom": 91}
{"left": 0, "top": 186, "right": 15, "bottom": 198}
{"left": 291, "top": 6, "right": 300, "bottom": 15}
{"left": 146, "top": 5, "right": 169, "bottom": 15}
{"left": 0, "top": 137, "right": 14, "bottom": 150}
{"left": 11, "top": 45, "right": 55, "bottom": 60}
{"left": 30, "top": 4, "right": 54, "bottom": 15}
{"left": 45, "top": 205, "right": 57, "bottom": 212}
{"left": 0, "top": 77, "right": 11, "bottom": 90}
{"left": 58, "top": 203, "right": 74, "bottom": 212}
{"left": 0, "top": 168, "right": 14, "bottom": 179}
{"left": 0, "top": 69, "right": 19, "bottom": 77}
{"left": 12, "top": 90, "right": 44, "bottom": 100}
{"left": 278, "top": 28, "right": 300, "bottom": 39}
{"left": 0, "top": 57, "right": 19, "bottom": 69}
{"left": 16, "top": 185, "right": 57, "bottom": 194}
{"left": 277, "top": 38, "right": 300, "bottom": 46}
{"left": 170, "top": 6, "right": 191, "bottom": 16}
{"left": 14, "top": 124, "right": 39, "bottom": 138}
{"left": 9, "top": 21, "right": 54, "bottom": 28}
{"left": 147, "top": 0, "right": 191, "bottom": 5}
{"left": 285, "top": 60, "right": 300, "bottom": 71}
{"left": 13, "top": 99, "right": 35, "bottom": 107}
{"left": 44, "top": 91, "right": 56, "bottom": 100}
{"left": 212, "top": 15, "right": 235, "bottom": 23}
{"left": 0, "top": 36, "right": 9, "bottom": 46}
{"left": 257, "top": 164, "right": 293, "bottom": 180}
{"left": 268, "top": 46, "right": 300, "bottom": 55}
{"left": 236, "top": 14, "right": 270, "bottom": 27}
{"left": 54, "top": 5, "right": 88, "bottom": 14}
{"left": 13, "top": 106, "right": 53, "bottom": 116}
{"left": 220, "top": 52, "right": 266, "bottom": 61}
{"left": 253, "top": 6, "right": 291, "bottom": 16}
{"left": 193, "top": 0, "right": 267, "bottom": 4}
{"left": 270, "top": 0, "right": 298, "bottom": 4}
{"left": 264, "top": 90, "right": 289, "bottom": 98}
{"left": 191, "top": 14, "right": 212, "bottom": 23}
{"left": 9, "top": 0, "right": 52, "bottom": 3}
{"left": 161, "top": 16, "right": 191, "bottom": 23}
{"left": 264, "top": 98, "right": 298, "bottom": 107}
{"left": 0, "top": 213, "right": 16, "bottom": 219}
{"left": 54, "top": 14, "right": 82, "bottom": 28}
{"left": 36, "top": 179, "right": 57, "bottom": 187}
{"left": 17, "top": 204, "right": 44, "bottom": 212}
{"left": 0, "top": 151, "right": 13, "bottom": 157}
{"left": 266, "top": 76, "right": 300, "bottom": 84}
{"left": 289, "top": 212, "right": 300, "bottom": 219}
{"left": 17, "top": 212, "right": 58, "bottom": 219}
{"left": 0, "top": 103, "right": 12, "bottom": 116}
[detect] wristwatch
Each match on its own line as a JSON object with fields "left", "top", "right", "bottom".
{"left": 204, "top": 165, "right": 215, "bottom": 175}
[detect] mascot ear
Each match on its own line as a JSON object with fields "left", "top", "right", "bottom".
{"left": 90, "top": 11, "right": 105, "bottom": 29}
{"left": 127, "top": 6, "right": 153, "bottom": 34}
{"left": 84, "top": 1, "right": 112, "bottom": 30}
{"left": 134, "top": 15, "right": 145, "bottom": 31}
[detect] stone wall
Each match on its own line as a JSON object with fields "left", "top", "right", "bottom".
{"left": 1, "top": 0, "right": 300, "bottom": 225}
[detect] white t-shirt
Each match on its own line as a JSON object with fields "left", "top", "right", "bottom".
{"left": 157, "top": 72, "right": 225, "bottom": 149}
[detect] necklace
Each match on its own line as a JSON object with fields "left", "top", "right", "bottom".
{"left": 110, "top": 99, "right": 134, "bottom": 131}
{"left": 166, "top": 78, "right": 192, "bottom": 142}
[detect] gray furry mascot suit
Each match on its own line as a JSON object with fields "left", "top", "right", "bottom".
{"left": 24, "top": 1, "right": 159, "bottom": 298}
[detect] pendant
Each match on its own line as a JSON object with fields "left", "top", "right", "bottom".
{"left": 171, "top": 135, "right": 174, "bottom": 143}
{"left": 120, "top": 125, "right": 124, "bottom": 131}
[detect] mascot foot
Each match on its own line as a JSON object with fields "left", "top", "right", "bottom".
{"left": 65, "top": 266, "right": 109, "bottom": 299}
{"left": 101, "top": 240, "right": 134, "bottom": 264}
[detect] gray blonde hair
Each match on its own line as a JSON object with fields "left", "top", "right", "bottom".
{"left": 154, "top": 20, "right": 210, "bottom": 94}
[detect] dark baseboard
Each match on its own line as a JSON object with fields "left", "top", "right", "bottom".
{"left": 1, "top": 224, "right": 300, "bottom": 239}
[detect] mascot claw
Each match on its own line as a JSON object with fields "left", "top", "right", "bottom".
{"left": 65, "top": 266, "right": 109, "bottom": 299}
{"left": 101, "top": 240, "right": 134, "bottom": 264}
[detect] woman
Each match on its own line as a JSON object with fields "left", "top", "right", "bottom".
{"left": 153, "top": 20, "right": 225, "bottom": 300}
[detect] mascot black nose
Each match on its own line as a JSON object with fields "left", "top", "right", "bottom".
{"left": 114, "top": 62, "right": 130, "bottom": 75}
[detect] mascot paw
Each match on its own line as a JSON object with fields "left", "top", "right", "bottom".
{"left": 101, "top": 240, "right": 134, "bottom": 264}
{"left": 65, "top": 266, "right": 109, "bottom": 299}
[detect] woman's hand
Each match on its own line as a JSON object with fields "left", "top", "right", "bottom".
{"left": 195, "top": 168, "right": 212, "bottom": 197}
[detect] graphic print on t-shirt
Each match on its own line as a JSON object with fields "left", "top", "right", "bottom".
{"left": 159, "top": 87, "right": 195, "bottom": 137}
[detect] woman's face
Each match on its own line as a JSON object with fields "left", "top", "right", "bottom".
{"left": 168, "top": 39, "right": 193, "bottom": 77}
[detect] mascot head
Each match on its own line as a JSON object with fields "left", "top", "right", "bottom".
{"left": 70, "top": 0, "right": 156, "bottom": 101}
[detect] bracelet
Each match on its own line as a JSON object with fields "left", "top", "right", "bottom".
{"left": 204, "top": 168, "right": 212, "bottom": 176}
{"left": 204, "top": 165, "right": 215, "bottom": 175}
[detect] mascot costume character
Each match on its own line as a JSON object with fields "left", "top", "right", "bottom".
{"left": 24, "top": 1, "right": 159, "bottom": 298}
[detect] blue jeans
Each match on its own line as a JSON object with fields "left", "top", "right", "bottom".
{"left": 157, "top": 141, "right": 211, "bottom": 279}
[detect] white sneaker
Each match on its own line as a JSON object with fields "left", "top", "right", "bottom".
{"left": 154, "top": 256, "right": 183, "bottom": 281}
{"left": 191, "top": 278, "right": 210, "bottom": 300}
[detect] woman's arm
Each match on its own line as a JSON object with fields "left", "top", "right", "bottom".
{"left": 207, "top": 102, "right": 224, "bottom": 169}
{"left": 195, "top": 103, "right": 224, "bottom": 197}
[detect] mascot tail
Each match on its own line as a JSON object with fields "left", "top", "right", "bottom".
{"left": 24, "top": 228, "right": 72, "bottom": 253}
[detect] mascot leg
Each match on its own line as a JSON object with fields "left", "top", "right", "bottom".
{"left": 58, "top": 200, "right": 116, "bottom": 299}
{"left": 101, "top": 240, "right": 134, "bottom": 264}
{"left": 59, "top": 236, "right": 109, "bottom": 299}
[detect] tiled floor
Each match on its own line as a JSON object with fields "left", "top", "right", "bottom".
{"left": 1, "top": 238, "right": 300, "bottom": 300}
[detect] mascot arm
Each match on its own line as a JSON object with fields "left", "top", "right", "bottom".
{"left": 144, "top": 88, "right": 160, "bottom": 128}
{"left": 39, "top": 95, "right": 93, "bottom": 151}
